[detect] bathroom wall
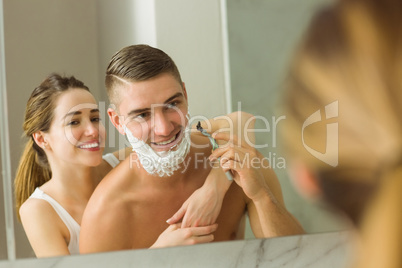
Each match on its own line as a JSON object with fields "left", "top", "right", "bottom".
{"left": 3, "top": 0, "right": 101, "bottom": 258}
{"left": 227, "top": 0, "right": 348, "bottom": 234}
{"left": 155, "top": 0, "right": 227, "bottom": 119}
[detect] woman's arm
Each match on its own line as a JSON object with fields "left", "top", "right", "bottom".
{"left": 150, "top": 223, "right": 218, "bottom": 248}
{"left": 166, "top": 166, "right": 231, "bottom": 227}
{"left": 20, "top": 199, "right": 70, "bottom": 257}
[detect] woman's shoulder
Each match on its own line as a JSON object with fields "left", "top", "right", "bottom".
{"left": 19, "top": 193, "right": 70, "bottom": 256}
{"left": 19, "top": 196, "right": 62, "bottom": 226}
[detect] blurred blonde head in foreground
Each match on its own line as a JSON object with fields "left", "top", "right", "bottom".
{"left": 282, "top": 0, "right": 402, "bottom": 267}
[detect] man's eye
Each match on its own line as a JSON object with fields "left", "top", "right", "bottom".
{"left": 137, "top": 112, "right": 150, "bottom": 119}
{"left": 166, "top": 101, "right": 178, "bottom": 109}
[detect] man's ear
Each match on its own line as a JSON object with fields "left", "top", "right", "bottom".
{"left": 32, "top": 131, "right": 49, "bottom": 150}
{"left": 107, "top": 108, "right": 126, "bottom": 135}
{"left": 288, "top": 161, "right": 322, "bottom": 201}
{"left": 182, "top": 82, "right": 188, "bottom": 100}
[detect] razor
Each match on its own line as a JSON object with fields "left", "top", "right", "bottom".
{"left": 196, "top": 121, "right": 233, "bottom": 181}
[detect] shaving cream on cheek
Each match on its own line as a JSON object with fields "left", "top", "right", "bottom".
{"left": 123, "top": 122, "right": 191, "bottom": 177}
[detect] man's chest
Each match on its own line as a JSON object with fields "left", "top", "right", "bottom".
{"left": 126, "top": 186, "right": 197, "bottom": 248}
{"left": 126, "top": 181, "right": 248, "bottom": 249}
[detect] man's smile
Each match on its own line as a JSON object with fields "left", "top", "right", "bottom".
{"left": 150, "top": 129, "right": 184, "bottom": 151}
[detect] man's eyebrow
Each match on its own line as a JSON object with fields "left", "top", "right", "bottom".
{"left": 127, "top": 108, "right": 151, "bottom": 117}
{"left": 127, "top": 93, "right": 184, "bottom": 117}
{"left": 164, "top": 93, "right": 183, "bottom": 104}
{"left": 63, "top": 109, "right": 99, "bottom": 120}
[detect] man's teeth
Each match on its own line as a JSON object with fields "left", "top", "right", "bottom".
{"left": 79, "top": 142, "right": 99, "bottom": 149}
{"left": 155, "top": 135, "right": 176, "bottom": 145}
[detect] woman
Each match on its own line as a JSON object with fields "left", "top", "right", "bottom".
{"left": 14, "top": 74, "right": 222, "bottom": 257}
{"left": 281, "top": 0, "right": 402, "bottom": 267}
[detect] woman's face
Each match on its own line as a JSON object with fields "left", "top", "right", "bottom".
{"left": 44, "top": 88, "right": 106, "bottom": 168}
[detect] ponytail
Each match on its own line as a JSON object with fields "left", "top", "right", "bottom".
{"left": 14, "top": 139, "right": 51, "bottom": 220}
{"left": 354, "top": 166, "right": 402, "bottom": 268}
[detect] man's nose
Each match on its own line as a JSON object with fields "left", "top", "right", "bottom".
{"left": 152, "top": 111, "right": 174, "bottom": 137}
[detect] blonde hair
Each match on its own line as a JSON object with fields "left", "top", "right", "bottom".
{"left": 14, "top": 73, "right": 89, "bottom": 219}
{"left": 282, "top": 0, "right": 402, "bottom": 266}
{"left": 282, "top": 0, "right": 402, "bottom": 223}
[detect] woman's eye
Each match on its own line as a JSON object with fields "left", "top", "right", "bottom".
{"left": 91, "top": 117, "right": 101, "bottom": 123}
{"left": 68, "top": 120, "right": 79, "bottom": 126}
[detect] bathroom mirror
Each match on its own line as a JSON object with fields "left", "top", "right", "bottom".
{"left": 1, "top": 0, "right": 348, "bottom": 260}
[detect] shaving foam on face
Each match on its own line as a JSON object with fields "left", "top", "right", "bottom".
{"left": 123, "top": 114, "right": 191, "bottom": 177}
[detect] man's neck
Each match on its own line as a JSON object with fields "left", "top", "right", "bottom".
{"left": 146, "top": 153, "right": 193, "bottom": 184}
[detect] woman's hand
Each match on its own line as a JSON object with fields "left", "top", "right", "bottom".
{"left": 150, "top": 223, "right": 218, "bottom": 248}
{"left": 166, "top": 167, "right": 230, "bottom": 228}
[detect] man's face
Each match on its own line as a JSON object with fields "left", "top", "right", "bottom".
{"left": 115, "top": 73, "right": 188, "bottom": 153}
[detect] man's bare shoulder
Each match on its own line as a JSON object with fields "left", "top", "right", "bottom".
{"left": 89, "top": 156, "right": 137, "bottom": 210}
{"left": 82, "top": 157, "right": 135, "bottom": 231}
{"left": 80, "top": 158, "right": 135, "bottom": 253}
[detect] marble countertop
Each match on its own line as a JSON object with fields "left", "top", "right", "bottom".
{"left": 1, "top": 231, "right": 353, "bottom": 268}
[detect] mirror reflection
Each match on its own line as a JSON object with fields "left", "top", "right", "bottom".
{"left": 226, "top": 0, "right": 348, "bottom": 238}
{"left": 1, "top": 0, "right": 347, "bottom": 260}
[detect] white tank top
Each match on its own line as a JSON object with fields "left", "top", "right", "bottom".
{"left": 102, "top": 152, "right": 120, "bottom": 168}
{"left": 28, "top": 153, "right": 120, "bottom": 254}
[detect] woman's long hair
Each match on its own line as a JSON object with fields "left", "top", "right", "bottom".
{"left": 14, "top": 73, "right": 89, "bottom": 219}
{"left": 282, "top": 0, "right": 402, "bottom": 266}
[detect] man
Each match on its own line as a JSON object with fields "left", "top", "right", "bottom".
{"left": 80, "top": 44, "right": 303, "bottom": 253}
